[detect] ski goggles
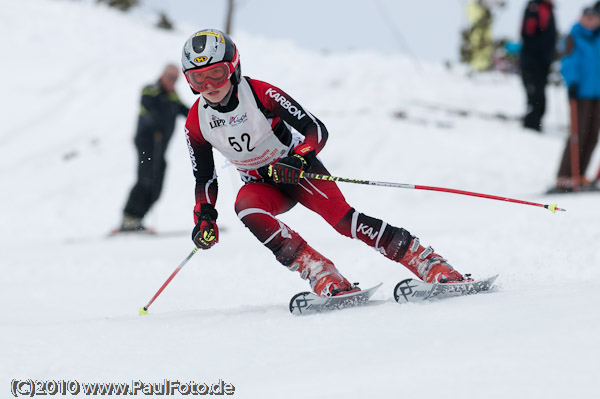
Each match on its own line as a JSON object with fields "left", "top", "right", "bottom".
{"left": 184, "top": 62, "right": 232, "bottom": 92}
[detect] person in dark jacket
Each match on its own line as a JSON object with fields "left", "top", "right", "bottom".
{"left": 551, "top": 7, "right": 600, "bottom": 191}
{"left": 120, "top": 64, "right": 190, "bottom": 231}
{"left": 520, "top": 0, "right": 557, "bottom": 132}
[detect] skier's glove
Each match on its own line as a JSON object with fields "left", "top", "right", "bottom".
{"left": 268, "top": 143, "right": 316, "bottom": 184}
{"left": 568, "top": 84, "right": 578, "bottom": 99}
{"left": 192, "top": 204, "right": 219, "bottom": 250}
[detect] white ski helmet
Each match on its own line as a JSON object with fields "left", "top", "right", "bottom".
{"left": 181, "top": 29, "right": 241, "bottom": 94}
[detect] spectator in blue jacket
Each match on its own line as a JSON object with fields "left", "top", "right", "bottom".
{"left": 552, "top": 7, "right": 600, "bottom": 191}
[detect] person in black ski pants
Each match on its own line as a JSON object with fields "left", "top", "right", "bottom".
{"left": 519, "top": 0, "right": 557, "bottom": 132}
{"left": 120, "top": 64, "right": 190, "bottom": 231}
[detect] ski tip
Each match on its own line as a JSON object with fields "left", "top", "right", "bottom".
{"left": 370, "top": 282, "right": 384, "bottom": 295}
{"left": 138, "top": 306, "right": 148, "bottom": 316}
{"left": 488, "top": 274, "right": 500, "bottom": 284}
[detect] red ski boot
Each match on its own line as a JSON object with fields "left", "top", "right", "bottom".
{"left": 399, "top": 237, "right": 466, "bottom": 283}
{"left": 288, "top": 245, "right": 360, "bottom": 297}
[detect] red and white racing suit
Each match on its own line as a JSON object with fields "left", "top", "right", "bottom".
{"left": 184, "top": 77, "right": 413, "bottom": 266}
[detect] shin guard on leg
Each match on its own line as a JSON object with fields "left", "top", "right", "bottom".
{"left": 336, "top": 210, "right": 464, "bottom": 282}
{"left": 336, "top": 210, "right": 412, "bottom": 260}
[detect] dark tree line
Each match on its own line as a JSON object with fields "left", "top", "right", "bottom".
{"left": 96, "top": 0, "right": 236, "bottom": 34}
{"left": 97, "top": 0, "right": 139, "bottom": 12}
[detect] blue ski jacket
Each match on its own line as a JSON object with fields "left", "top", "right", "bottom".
{"left": 561, "top": 23, "right": 600, "bottom": 99}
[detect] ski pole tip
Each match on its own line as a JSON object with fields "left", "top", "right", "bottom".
{"left": 546, "top": 203, "right": 566, "bottom": 213}
{"left": 138, "top": 306, "right": 149, "bottom": 316}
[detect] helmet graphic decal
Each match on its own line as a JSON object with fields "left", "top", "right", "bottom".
{"left": 181, "top": 29, "right": 242, "bottom": 93}
{"left": 192, "top": 35, "right": 208, "bottom": 53}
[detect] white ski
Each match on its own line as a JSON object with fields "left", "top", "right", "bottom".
{"left": 289, "top": 283, "right": 382, "bottom": 315}
{"left": 394, "top": 275, "right": 498, "bottom": 304}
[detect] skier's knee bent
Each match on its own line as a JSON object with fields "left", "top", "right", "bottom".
{"left": 235, "top": 192, "right": 354, "bottom": 296}
{"left": 234, "top": 187, "right": 267, "bottom": 217}
{"left": 235, "top": 196, "right": 306, "bottom": 267}
{"left": 234, "top": 182, "right": 295, "bottom": 217}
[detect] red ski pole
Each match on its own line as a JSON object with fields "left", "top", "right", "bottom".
{"left": 139, "top": 247, "right": 199, "bottom": 315}
{"left": 302, "top": 172, "right": 565, "bottom": 213}
{"left": 568, "top": 98, "right": 581, "bottom": 192}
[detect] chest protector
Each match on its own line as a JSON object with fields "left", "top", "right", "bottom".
{"left": 197, "top": 78, "right": 290, "bottom": 170}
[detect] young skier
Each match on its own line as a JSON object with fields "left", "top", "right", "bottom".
{"left": 182, "top": 29, "right": 465, "bottom": 297}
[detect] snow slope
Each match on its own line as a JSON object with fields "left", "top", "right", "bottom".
{"left": 1, "top": 1, "right": 599, "bottom": 398}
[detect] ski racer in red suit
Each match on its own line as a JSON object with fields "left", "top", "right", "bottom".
{"left": 182, "top": 29, "right": 465, "bottom": 297}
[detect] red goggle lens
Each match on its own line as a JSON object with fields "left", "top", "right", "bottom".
{"left": 185, "top": 63, "right": 231, "bottom": 92}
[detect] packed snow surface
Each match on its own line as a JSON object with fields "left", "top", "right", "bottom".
{"left": 1, "top": 1, "right": 598, "bottom": 398}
